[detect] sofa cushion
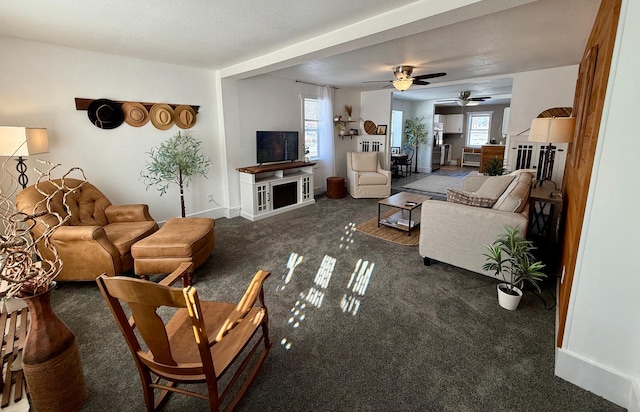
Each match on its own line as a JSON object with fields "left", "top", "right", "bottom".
{"left": 358, "top": 171, "right": 388, "bottom": 186}
{"left": 492, "top": 171, "right": 533, "bottom": 212}
{"left": 446, "top": 189, "right": 496, "bottom": 208}
{"left": 351, "top": 152, "right": 379, "bottom": 172}
{"left": 104, "top": 221, "right": 159, "bottom": 256}
{"left": 474, "top": 175, "right": 515, "bottom": 199}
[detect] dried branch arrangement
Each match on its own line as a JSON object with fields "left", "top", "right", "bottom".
{"left": 0, "top": 160, "right": 87, "bottom": 298}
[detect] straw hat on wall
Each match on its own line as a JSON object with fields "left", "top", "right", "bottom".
{"left": 150, "top": 104, "right": 175, "bottom": 130}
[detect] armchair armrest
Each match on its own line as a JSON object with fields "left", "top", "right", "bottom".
{"left": 159, "top": 262, "right": 194, "bottom": 288}
{"left": 213, "top": 269, "right": 271, "bottom": 342}
{"left": 105, "top": 204, "right": 155, "bottom": 223}
{"left": 376, "top": 165, "right": 392, "bottom": 179}
{"left": 48, "top": 225, "right": 123, "bottom": 277}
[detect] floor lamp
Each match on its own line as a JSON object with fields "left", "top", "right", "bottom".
{"left": 0, "top": 127, "right": 49, "bottom": 189}
{"left": 528, "top": 117, "right": 575, "bottom": 187}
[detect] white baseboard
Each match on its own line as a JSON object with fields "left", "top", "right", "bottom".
{"left": 629, "top": 380, "right": 640, "bottom": 412}
{"left": 556, "top": 348, "right": 637, "bottom": 409}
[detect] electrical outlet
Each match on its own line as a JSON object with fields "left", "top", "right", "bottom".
{"left": 207, "top": 194, "right": 214, "bottom": 203}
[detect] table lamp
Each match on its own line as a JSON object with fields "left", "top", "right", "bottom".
{"left": 528, "top": 117, "right": 575, "bottom": 187}
{"left": 0, "top": 126, "right": 49, "bottom": 189}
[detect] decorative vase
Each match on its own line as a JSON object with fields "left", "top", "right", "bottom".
{"left": 497, "top": 283, "right": 523, "bottom": 310}
{"left": 21, "top": 282, "right": 88, "bottom": 412}
{"left": 304, "top": 155, "right": 310, "bottom": 163}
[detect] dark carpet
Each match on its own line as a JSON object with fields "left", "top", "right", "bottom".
{"left": 50, "top": 194, "right": 622, "bottom": 411}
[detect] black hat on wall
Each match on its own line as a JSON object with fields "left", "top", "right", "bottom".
{"left": 87, "top": 99, "right": 124, "bottom": 129}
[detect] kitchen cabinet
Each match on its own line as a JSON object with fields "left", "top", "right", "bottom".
{"left": 479, "top": 145, "right": 505, "bottom": 173}
{"left": 444, "top": 114, "right": 463, "bottom": 133}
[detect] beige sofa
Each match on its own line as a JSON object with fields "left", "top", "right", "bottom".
{"left": 346, "top": 152, "right": 391, "bottom": 198}
{"left": 419, "top": 170, "right": 533, "bottom": 277}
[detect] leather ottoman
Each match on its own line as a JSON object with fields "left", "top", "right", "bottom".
{"left": 131, "top": 217, "right": 215, "bottom": 284}
{"left": 326, "top": 176, "right": 346, "bottom": 199}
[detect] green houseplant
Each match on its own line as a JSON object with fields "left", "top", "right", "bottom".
{"left": 141, "top": 131, "right": 211, "bottom": 218}
{"left": 482, "top": 156, "right": 507, "bottom": 176}
{"left": 483, "top": 225, "right": 546, "bottom": 310}
{"left": 404, "top": 117, "right": 428, "bottom": 173}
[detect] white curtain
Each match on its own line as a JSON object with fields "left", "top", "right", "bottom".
{"left": 317, "top": 87, "right": 335, "bottom": 188}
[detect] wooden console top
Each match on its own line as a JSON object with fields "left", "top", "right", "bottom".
{"left": 237, "top": 161, "right": 316, "bottom": 174}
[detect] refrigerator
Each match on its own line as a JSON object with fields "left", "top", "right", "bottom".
{"left": 431, "top": 126, "right": 444, "bottom": 171}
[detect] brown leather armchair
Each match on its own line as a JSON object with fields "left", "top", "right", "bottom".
{"left": 16, "top": 178, "right": 159, "bottom": 281}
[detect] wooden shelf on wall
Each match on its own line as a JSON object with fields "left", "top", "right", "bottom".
{"left": 74, "top": 98, "right": 199, "bottom": 113}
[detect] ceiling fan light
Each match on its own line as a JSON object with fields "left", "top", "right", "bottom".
{"left": 467, "top": 101, "right": 480, "bottom": 106}
{"left": 393, "top": 78, "right": 413, "bottom": 91}
{"left": 456, "top": 100, "right": 468, "bottom": 107}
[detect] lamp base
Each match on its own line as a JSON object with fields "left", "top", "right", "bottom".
{"left": 16, "top": 156, "right": 28, "bottom": 189}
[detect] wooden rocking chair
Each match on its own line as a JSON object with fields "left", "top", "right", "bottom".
{"left": 96, "top": 263, "right": 271, "bottom": 411}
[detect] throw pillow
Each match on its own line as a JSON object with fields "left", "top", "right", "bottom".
{"left": 446, "top": 189, "right": 496, "bottom": 208}
{"left": 474, "top": 175, "right": 515, "bottom": 200}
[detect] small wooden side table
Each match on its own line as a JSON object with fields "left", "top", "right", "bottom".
{"left": 1, "top": 305, "right": 29, "bottom": 408}
{"left": 528, "top": 181, "right": 563, "bottom": 270}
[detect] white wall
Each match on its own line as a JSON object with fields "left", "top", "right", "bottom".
{"left": 333, "top": 88, "right": 361, "bottom": 179}
{"left": 360, "top": 89, "right": 393, "bottom": 168}
{"left": 556, "top": 1, "right": 640, "bottom": 409}
{"left": 411, "top": 100, "right": 436, "bottom": 173}
{"left": 0, "top": 37, "right": 223, "bottom": 222}
{"left": 234, "top": 75, "right": 340, "bottom": 194}
{"left": 507, "top": 65, "right": 578, "bottom": 136}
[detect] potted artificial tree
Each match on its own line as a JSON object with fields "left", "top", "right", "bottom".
{"left": 483, "top": 226, "right": 547, "bottom": 310}
{"left": 404, "top": 116, "right": 428, "bottom": 174}
{"left": 141, "top": 131, "right": 211, "bottom": 218}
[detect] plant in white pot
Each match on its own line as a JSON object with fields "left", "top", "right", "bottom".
{"left": 483, "top": 226, "right": 546, "bottom": 310}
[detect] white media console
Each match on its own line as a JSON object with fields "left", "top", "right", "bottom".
{"left": 237, "top": 161, "right": 315, "bottom": 221}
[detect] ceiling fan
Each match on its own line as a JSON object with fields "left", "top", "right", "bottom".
{"left": 437, "top": 91, "right": 491, "bottom": 106}
{"left": 363, "top": 65, "right": 446, "bottom": 91}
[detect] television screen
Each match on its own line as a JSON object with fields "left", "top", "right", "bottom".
{"left": 256, "top": 131, "right": 299, "bottom": 164}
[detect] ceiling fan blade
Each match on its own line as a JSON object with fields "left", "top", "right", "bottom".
{"left": 413, "top": 72, "right": 447, "bottom": 81}
{"left": 412, "top": 79, "right": 430, "bottom": 86}
{"left": 362, "top": 80, "right": 393, "bottom": 83}
{"left": 469, "top": 96, "right": 490, "bottom": 101}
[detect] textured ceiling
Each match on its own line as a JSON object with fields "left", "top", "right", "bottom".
{"left": 0, "top": 0, "right": 601, "bottom": 101}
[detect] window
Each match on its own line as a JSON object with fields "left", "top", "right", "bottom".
{"left": 303, "top": 97, "right": 319, "bottom": 158}
{"left": 390, "top": 110, "right": 403, "bottom": 147}
{"left": 466, "top": 112, "right": 492, "bottom": 147}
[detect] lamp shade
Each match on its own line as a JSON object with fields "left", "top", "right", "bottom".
{"left": 528, "top": 117, "right": 575, "bottom": 144}
{"left": 393, "top": 78, "right": 413, "bottom": 91}
{"left": 0, "top": 127, "right": 49, "bottom": 157}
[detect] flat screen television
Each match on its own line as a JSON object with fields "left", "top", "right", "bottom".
{"left": 256, "top": 131, "right": 299, "bottom": 164}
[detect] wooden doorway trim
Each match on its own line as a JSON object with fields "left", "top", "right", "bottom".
{"left": 556, "top": 0, "right": 621, "bottom": 347}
